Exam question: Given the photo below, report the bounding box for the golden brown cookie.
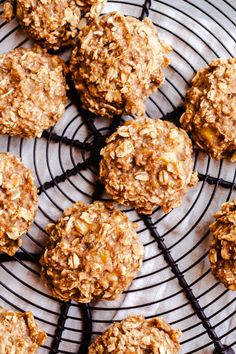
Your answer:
[3,0,106,50]
[0,46,67,138]
[0,153,38,256]
[100,117,198,214]
[209,199,236,290]
[70,11,171,118]
[88,315,181,353]
[40,201,144,303]
[0,306,46,353]
[180,58,236,161]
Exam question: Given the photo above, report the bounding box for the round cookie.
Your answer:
[209,199,236,290]
[0,153,38,256]
[0,306,46,353]
[100,117,198,214]
[0,46,67,138]
[40,201,144,303]
[69,11,171,118]
[180,58,236,161]
[88,315,181,353]
[3,0,106,50]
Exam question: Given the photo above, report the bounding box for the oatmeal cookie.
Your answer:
[0,153,38,256]
[180,58,236,161]
[88,315,181,353]
[3,0,106,50]
[100,118,198,214]
[209,199,236,290]
[40,201,144,303]
[0,46,67,138]
[70,11,171,118]
[0,306,46,353]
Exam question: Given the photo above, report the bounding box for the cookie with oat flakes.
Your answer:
[70,11,171,118]
[88,315,181,353]
[0,46,67,138]
[40,201,144,303]
[100,117,198,215]
[3,0,106,50]
[209,199,236,290]
[0,306,46,353]
[180,58,236,161]
[0,152,38,256]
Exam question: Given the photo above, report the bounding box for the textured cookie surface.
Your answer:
[100,117,198,214]
[3,0,106,49]
[209,199,236,290]
[70,11,171,118]
[0,153,38,256]
[40,201,144,303]
[0,47,67,137]
[88,315,181,353]
[0,306,46,353]
[180,58,236,161]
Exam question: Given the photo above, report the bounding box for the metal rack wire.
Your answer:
[0,0,236,353]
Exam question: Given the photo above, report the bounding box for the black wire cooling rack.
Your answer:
[0,0,236,353]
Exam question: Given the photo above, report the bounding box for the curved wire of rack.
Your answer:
[0,0,236,353]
